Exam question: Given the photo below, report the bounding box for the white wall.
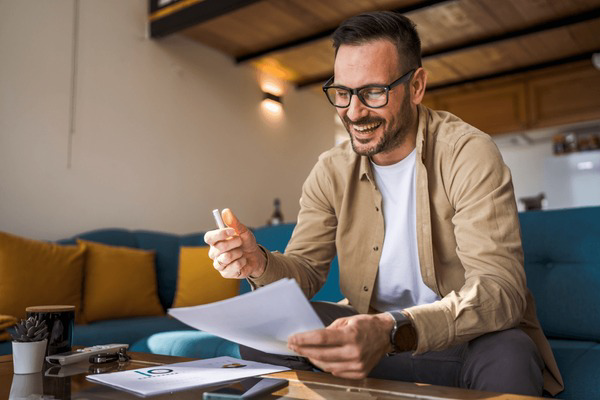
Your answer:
[0,0,337,240]
[492,123,600,211]
[493,137,551,211]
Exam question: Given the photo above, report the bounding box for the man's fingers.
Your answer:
[328,317,351,329]
[290,343,356,362]
[222,208,249,236]
[204,228,236,246]
[213,258,226,271]
[207,236,243,260]
[220,257,248,279]
[216,248,243,267]
[288,328,346,347]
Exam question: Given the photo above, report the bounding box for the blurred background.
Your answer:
[1,0,599,240]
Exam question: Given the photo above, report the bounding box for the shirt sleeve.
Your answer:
[248,156,338,299]
[405,132,528,353]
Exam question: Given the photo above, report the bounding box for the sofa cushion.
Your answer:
[520,207,600,341]
[549,339,600,400]
[78,240,164,323]
[134,230,206,310]
[0,340,11,355]
[73,316,191,347]
[253,224,296,254]
[253,224,343,302]
[172,246,239,308]
[130,330,241,359]
[0,231,85,321]
[58,228,138,248]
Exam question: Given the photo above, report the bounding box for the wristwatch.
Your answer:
[386,310,417,354]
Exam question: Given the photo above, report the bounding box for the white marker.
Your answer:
[212,209,226,229]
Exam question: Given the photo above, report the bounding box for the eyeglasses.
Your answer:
[322,69,416,109]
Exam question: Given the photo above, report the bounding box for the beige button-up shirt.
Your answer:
[250,104,563,395]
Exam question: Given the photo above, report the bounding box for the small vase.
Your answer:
[12,339,48,374]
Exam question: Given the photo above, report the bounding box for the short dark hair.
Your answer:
[331,11,422,71]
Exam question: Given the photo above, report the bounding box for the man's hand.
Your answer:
[203,208,266,279]
[287,313,395,379]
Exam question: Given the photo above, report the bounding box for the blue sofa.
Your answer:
[519,206,600,399]
[0,224,342,358]
[2,207,598,398]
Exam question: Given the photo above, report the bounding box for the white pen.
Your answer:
[212,208,226,229]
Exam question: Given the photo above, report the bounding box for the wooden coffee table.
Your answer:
[0,351,543,399]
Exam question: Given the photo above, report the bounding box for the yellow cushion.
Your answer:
[0,315,17,330]
[0,314,17,343]
[0,231,85,321]
[77,239,164,322]
[172,246,240,308]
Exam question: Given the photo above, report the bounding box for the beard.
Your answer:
[343,93,413,157]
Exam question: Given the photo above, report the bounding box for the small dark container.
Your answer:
[26,305,75,356]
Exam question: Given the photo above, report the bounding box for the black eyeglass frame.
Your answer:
[322,68,417,109]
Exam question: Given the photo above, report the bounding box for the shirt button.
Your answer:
[363,286,369,292]
[373,246,379,251]
[375,206,379,212]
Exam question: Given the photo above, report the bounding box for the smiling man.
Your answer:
[204,11,563,397]
[328,40,418,165]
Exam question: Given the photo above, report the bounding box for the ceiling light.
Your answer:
[262,92,283,114]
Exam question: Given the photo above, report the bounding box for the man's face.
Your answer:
[334,40,415,160]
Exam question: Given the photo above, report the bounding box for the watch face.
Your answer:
[394,321,416,353]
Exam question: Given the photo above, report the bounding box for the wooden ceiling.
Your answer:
[150,0,600,91]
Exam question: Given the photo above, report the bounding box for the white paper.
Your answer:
[168,278,325,355]
[85,356,289,397]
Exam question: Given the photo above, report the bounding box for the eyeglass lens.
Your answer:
[324,86,388,108]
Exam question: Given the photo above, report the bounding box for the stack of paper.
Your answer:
[168,278,325,355]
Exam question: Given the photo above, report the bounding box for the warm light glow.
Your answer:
[262,98,283,114]
[257,68,285,98]
[262,82,283,97]
[253,58,298,82]
[257,71,285,123]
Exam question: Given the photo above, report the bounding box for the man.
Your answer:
[204,11,563,396]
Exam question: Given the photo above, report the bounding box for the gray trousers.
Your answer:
[240,301,545,396]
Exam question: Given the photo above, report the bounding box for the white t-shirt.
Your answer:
[370,149,440,312]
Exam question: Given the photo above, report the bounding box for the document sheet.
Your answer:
[168,278,325,355]
[86,356,289,397]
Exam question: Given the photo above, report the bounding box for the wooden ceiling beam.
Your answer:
[149,0,261,38]
[296,9,600,88]
[234,0,454,63]
[422,7,600,60]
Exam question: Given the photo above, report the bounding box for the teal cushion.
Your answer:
[130,331,241,359]
[253,224,296,254]
[1,316,193,355]
[57,228,138,247]
[520,206,600,341]
[73,316,191,347]
[0,340,11,355]
[549,339,600,399]
[253,224,343,302]
[312,255,343,302]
